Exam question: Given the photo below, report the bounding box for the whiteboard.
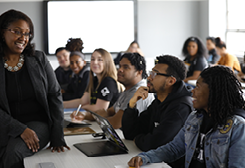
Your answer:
[46,0,136,54]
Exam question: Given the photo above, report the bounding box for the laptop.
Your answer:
[73,110,128,157]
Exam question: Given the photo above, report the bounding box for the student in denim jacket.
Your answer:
[128,66,245,168]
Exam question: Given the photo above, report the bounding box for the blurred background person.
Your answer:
[54,47,72,93]
[206,36,220,65]
[215,37,241,73]
[182,36,208,83]
[65,37,84,53]
[114,40,144,67]
[62,51,90,101]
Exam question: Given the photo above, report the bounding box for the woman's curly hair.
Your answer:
[200,66,245,125]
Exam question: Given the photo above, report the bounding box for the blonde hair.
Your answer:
[88,48,124,101]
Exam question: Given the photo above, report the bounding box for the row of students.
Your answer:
[1,8,245,168]
[183,36,241,84]
[71,53,155,129]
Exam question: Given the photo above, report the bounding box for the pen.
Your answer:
[75,104,82,116]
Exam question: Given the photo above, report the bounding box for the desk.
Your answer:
[24,121,145,168]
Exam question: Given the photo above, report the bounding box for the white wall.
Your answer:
[0,0,209,71]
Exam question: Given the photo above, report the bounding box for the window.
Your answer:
[226,0,245,56]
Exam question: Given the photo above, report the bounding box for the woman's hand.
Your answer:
[128,156,143,168]
[70,111,85,121]
[20,128,40,152]
[47,145,70,153]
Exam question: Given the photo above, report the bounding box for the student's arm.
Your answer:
[82,98,110,121]
[184,57,207,83]
[122,105,152,140]
[107,109,124,129]
[228,121,245,167]
[95,106,115,118]
[63,92,90,108]
[134,103,191,152]
[184,70,201,83]
[134,125,187,167]
[222,54,234,68]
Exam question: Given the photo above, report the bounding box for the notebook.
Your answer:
[64,108,91,126]
[73,110,128,157]
[64,127,96,136]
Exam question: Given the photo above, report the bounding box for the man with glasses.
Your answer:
[72,53,154,129]
[122,55,193,168]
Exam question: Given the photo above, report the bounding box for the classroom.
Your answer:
[0,0,244,168]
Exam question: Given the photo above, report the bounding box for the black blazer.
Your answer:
[0,50,66,149]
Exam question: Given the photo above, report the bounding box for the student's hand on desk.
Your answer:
[70,111,85,121]
[128,156,143,168]
[21,128,40,153]
[129,86,149,108]
[47,145,70,153]
[95,109,108,117]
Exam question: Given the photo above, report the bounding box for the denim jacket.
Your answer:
[138,110,245,168]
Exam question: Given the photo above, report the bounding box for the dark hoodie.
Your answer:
[122,81,193,167]
[62,64,90,100]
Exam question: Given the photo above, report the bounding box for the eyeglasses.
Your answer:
[5,28,32,39]
[149,70,173,79]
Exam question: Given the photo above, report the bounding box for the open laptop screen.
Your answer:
[88,110,128,152]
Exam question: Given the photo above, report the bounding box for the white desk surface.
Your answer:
[24,121,151,168]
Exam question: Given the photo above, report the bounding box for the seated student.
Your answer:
[183,37,208,83]
[215,37,241,72]
[64,48,123,117]
[114,41,144,67]
[128,66,245,168]
[122,55,193,168]
[62,51,90,101]
[71,53,155,129]
[54,47,72,92]
[206,36,220,65]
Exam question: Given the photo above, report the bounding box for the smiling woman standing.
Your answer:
[0,9,70,168]
[128,66,245,168]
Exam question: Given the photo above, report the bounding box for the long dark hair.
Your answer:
[200,66,245,125]
[0,9,35,56]
[215,37,226,49]
[182,36,207,58]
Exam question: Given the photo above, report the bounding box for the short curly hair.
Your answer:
[120,53,147,79]
[156,55,187,81]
